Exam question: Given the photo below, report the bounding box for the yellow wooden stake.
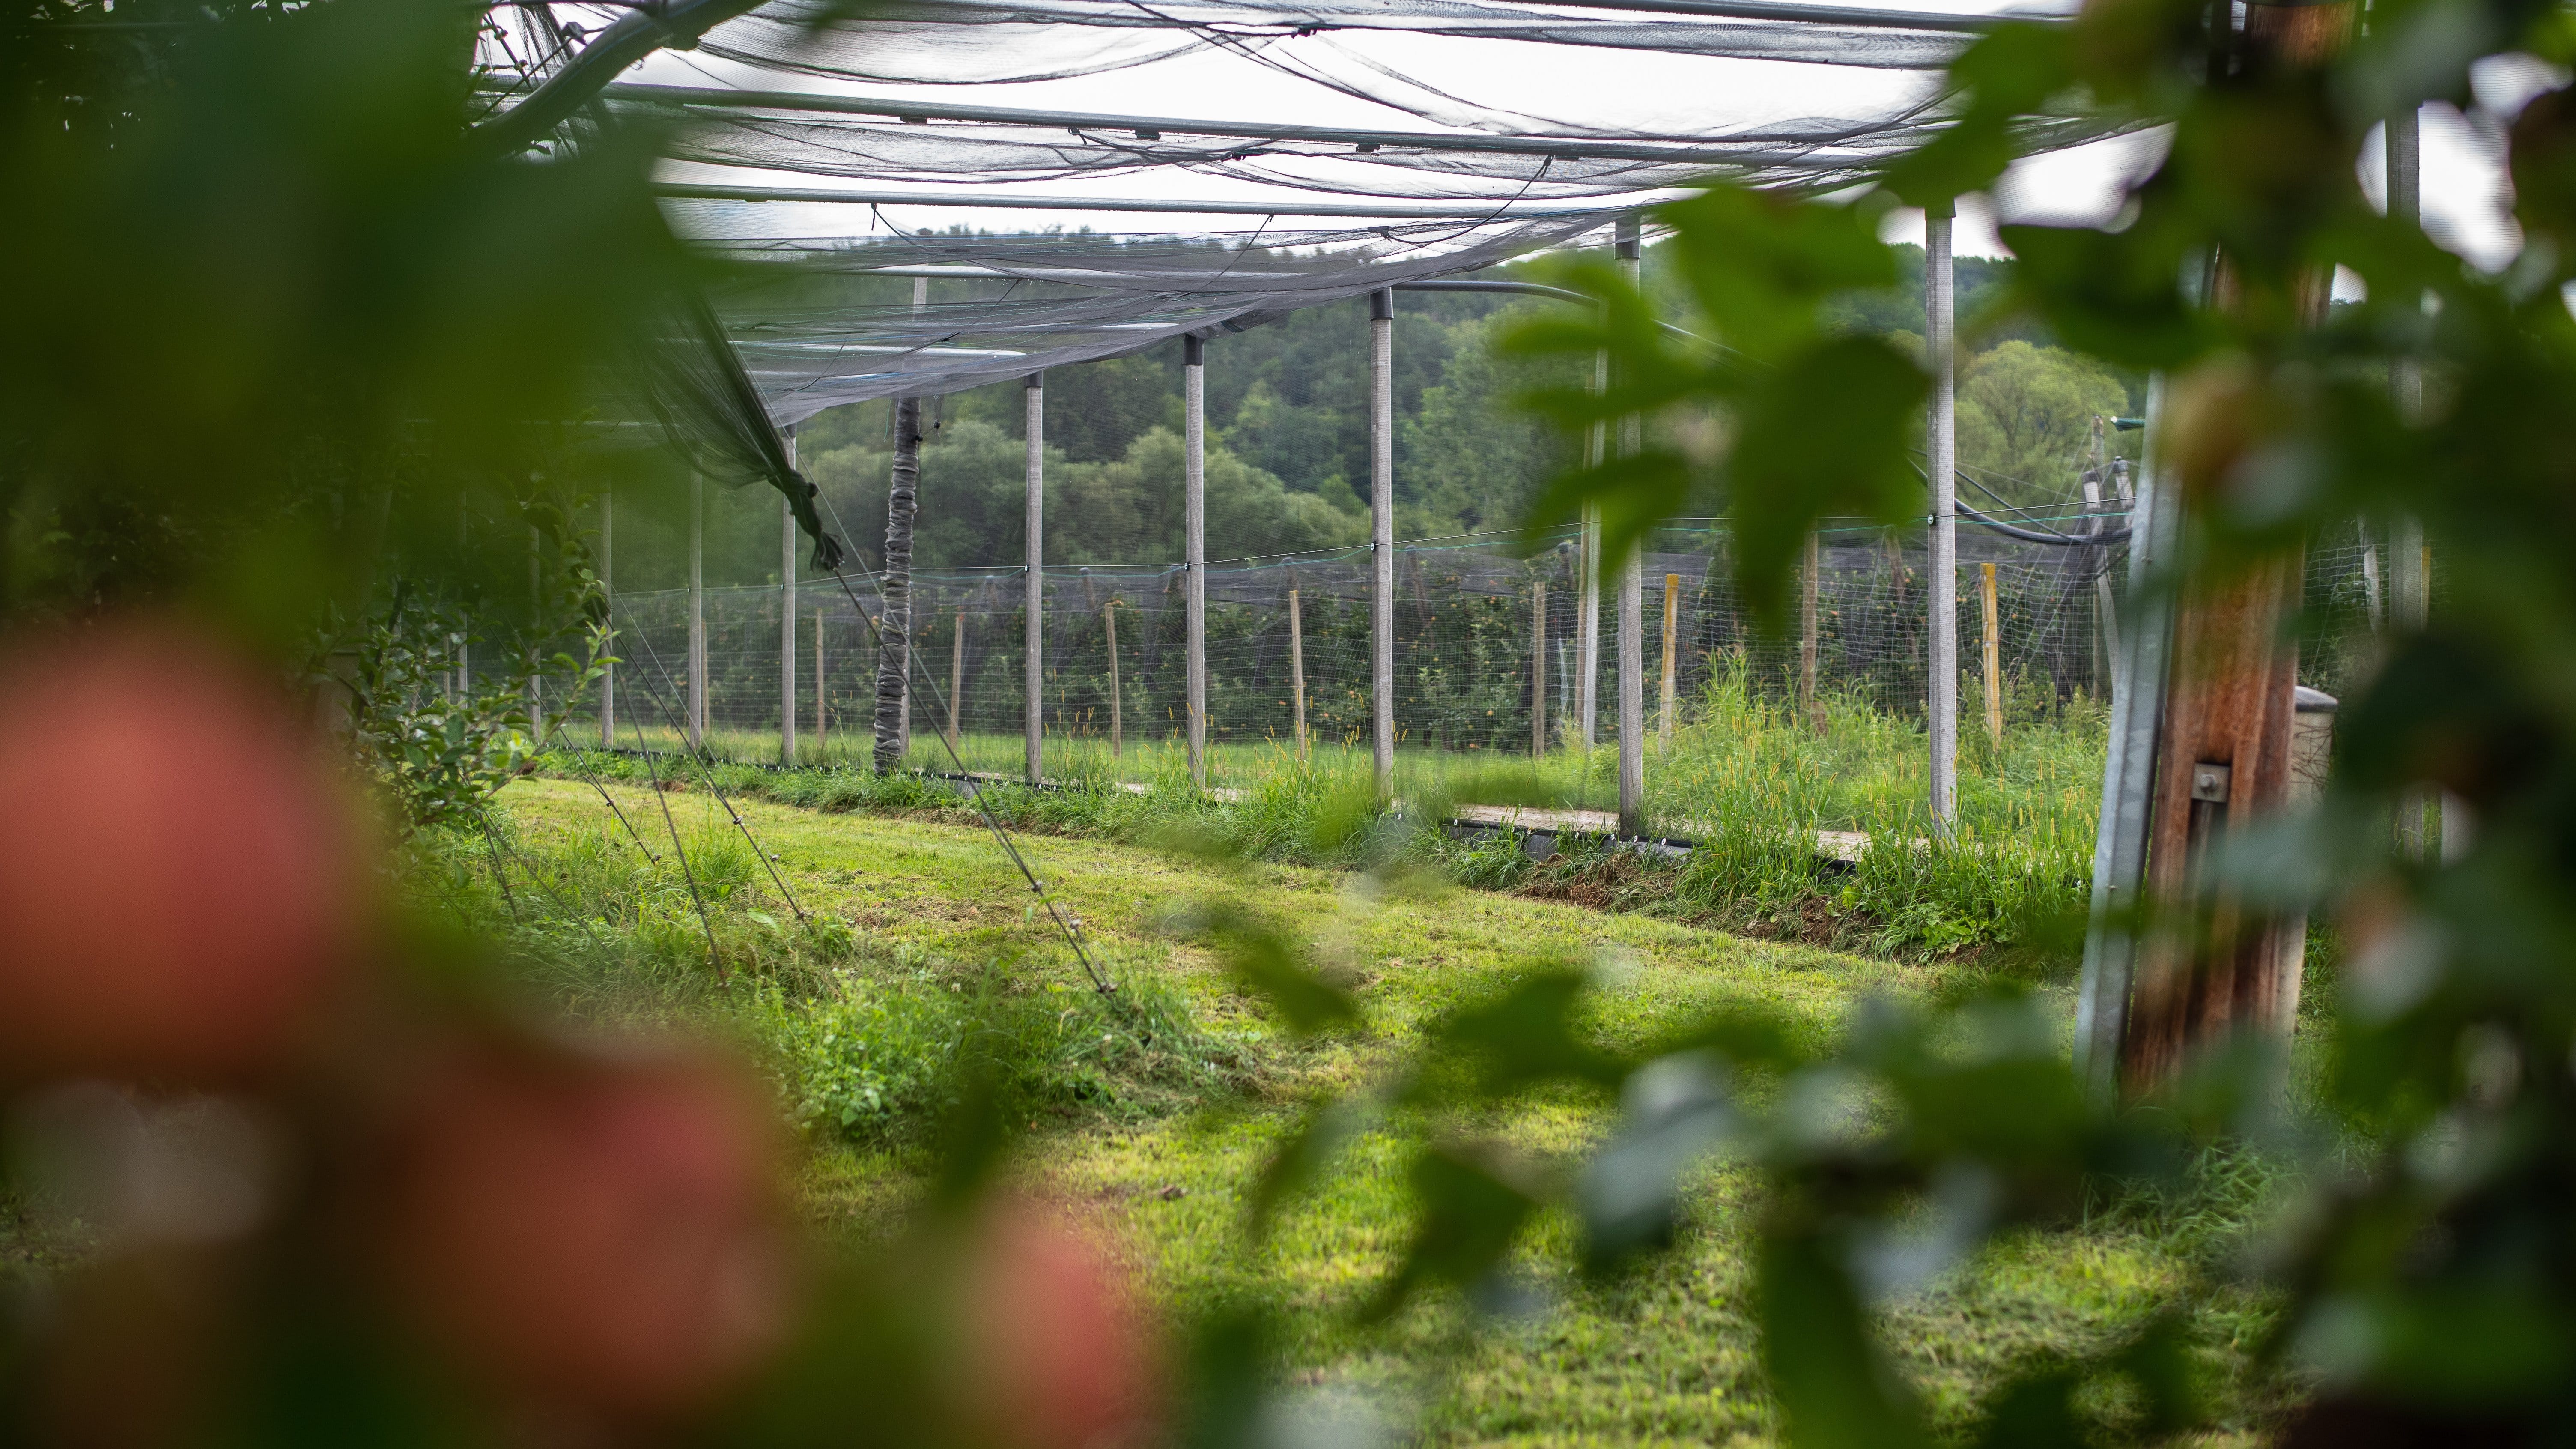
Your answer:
[948,611,966,750]
[1288,587,1308,762]
[1530,581,1548,757]
[1105,598,1122,759]
[1980,560,2002,746]
[1658,572,1680,750]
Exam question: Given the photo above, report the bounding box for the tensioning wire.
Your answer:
[804,491,1112,995]
[614,619,813,925]
[620,702,726,974]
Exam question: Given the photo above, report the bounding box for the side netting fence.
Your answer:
[551,517,2387,767]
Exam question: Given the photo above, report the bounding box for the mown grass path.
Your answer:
[498,777,2270,1448]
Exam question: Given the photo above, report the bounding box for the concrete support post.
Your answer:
[1615,217,1645,835]
[781,424,798,766]
[2387,102,2436,857]
[1371,290,1396,796]
[1184,334,1208,789]
[1926,202,1959,835]
[1025,372,1046,784]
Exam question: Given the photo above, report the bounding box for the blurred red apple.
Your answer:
[957,1205,1161,1449]
[0,625,359,1083]
[373,1043,791,1423]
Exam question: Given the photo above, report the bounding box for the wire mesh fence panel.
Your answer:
[517,517,2386,770]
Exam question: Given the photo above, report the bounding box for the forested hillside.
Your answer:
[602,242,2142,592]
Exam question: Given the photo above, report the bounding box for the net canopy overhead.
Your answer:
[707,212,1620,422]
[479,0,2120,466]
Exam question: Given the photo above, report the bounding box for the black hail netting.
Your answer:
[524,520,2390,764]
[616,87,2133,202]
[664,0,2120,159]
[702,218,1622,421]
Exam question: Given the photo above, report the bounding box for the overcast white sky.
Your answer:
[584,4,2560,272]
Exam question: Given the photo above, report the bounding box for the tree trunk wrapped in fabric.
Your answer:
[875,397,922,773]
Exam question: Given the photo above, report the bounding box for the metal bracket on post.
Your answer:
[2074,373,2181,1101]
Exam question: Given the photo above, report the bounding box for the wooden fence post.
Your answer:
[1288,587,1307,762]
[1105,598,1122,760]
[1532,582,1548,757]
[2117,0,2350,1093]
[1981,561,2002,746]
[948,610,966,752]
[1799,531,1819,727]
[1659,571,1680,751]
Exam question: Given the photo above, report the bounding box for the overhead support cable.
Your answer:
[654,181,1645,219]
[1366,0,2068,30]
[603,82,1873,168]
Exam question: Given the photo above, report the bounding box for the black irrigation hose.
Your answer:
[1912,463,2134,547]
[818,561,1115,997]
[615,621,812,926]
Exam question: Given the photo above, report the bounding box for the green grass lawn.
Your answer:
[478,776,2284,1447]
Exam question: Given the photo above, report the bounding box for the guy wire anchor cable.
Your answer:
[805,490,1114,996]
[823,557,1116,997]
[620,705,724,974]
[619,620,813,926]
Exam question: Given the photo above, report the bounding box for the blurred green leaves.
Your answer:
[1,0,700,640]
[1501,184,1922,627]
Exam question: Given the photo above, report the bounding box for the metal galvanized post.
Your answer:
[1025,372,1045,784]
[1371,290,1396,796]
[1184,333,1208,788]
[1926,200,1959,836]
[689,470,707,748]
[814,609,826,758]
[599,490,614,748]
[1288,587,1308,762]
[1615,217,1645,835]
[781,424,798,767]
[1531,582,1548,757]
